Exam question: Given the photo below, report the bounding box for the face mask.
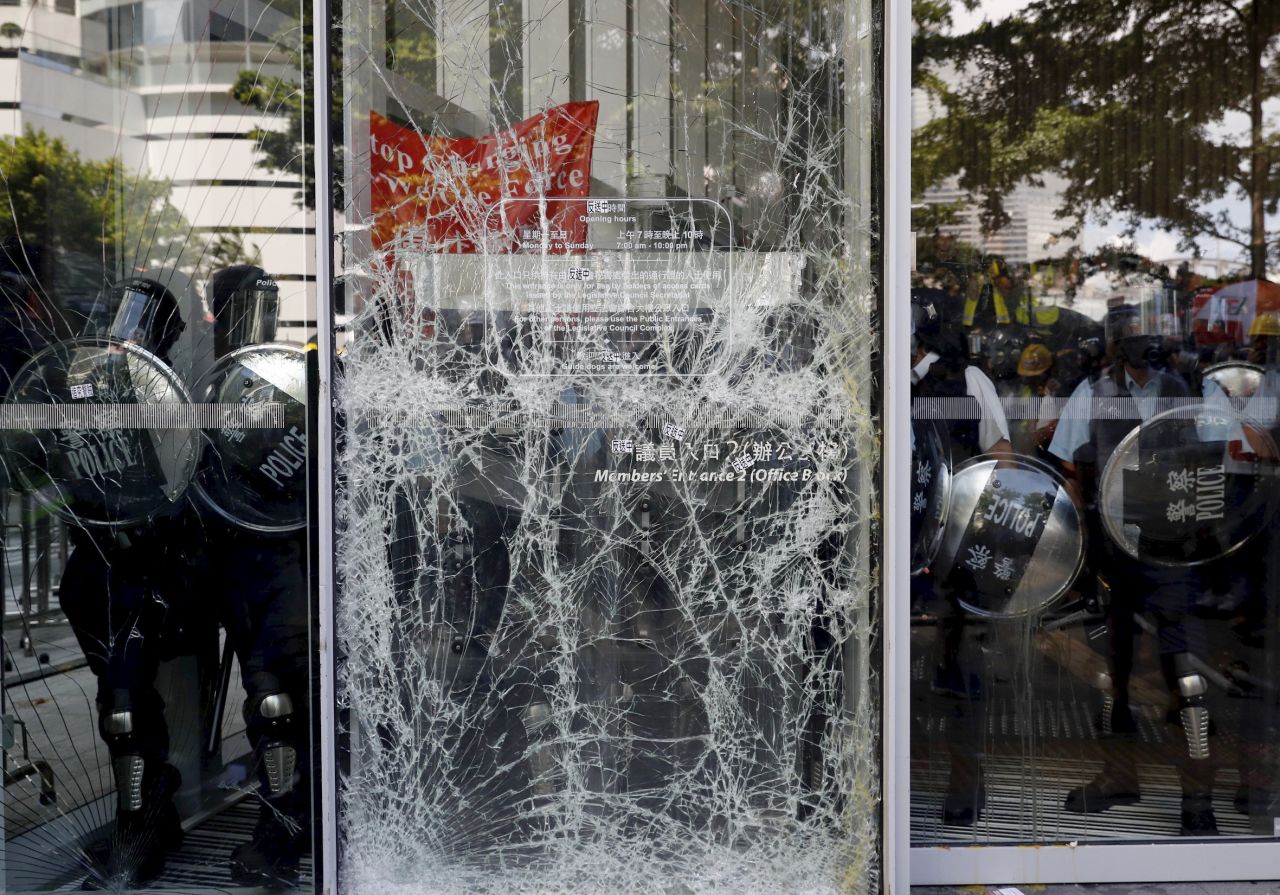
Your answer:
[1118,336,1152,369]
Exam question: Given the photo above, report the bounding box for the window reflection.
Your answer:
[912,0,1280,844]
[0,0,315,885]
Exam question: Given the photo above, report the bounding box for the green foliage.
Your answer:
[913,0,1280,277]
[231,66,314,208]
[0,129,255,282]
[231,3,344,211]
[0,128,183,268]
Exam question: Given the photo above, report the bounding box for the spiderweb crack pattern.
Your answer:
[334,0,880,889]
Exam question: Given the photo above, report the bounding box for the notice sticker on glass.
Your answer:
[485,197,735,377]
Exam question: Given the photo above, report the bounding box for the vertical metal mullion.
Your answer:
[311,0,338,881]
[882,0,910,890]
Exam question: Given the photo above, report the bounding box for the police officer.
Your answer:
[1242,311,1280,458]
[199,266,312,887]
[912,289,1012,824]
[1230,312,1280,827]
[912,291,1013,464]
[53,277,199,887]
[1048,298,1229,834]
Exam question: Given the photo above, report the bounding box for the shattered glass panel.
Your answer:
[0,0,318,887]
[332,0,883,890]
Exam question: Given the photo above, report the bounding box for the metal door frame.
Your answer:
[313,0,909,891]
[883,0,912,890]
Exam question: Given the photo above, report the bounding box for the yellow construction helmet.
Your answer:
[1249,311,1280,337]
[1017,342,1053,377]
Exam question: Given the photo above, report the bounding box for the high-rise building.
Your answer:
[918,173,1079,265]
[0,0,314,340]
[912,77,1079,265]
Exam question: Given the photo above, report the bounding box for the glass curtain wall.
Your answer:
[0,0,318,887]
[910,0,1280,848]
[328,0,884,890]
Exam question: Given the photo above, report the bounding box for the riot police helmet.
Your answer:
[911,288,967,369]
[208,265,280,356]
[107,277,185,362]
[1104,289,1180,371]
[911,288,945,346]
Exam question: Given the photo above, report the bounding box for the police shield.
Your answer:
[1098,403,1277,566]
[1203,361,1263,399]
[934,455,1084,617]
[1,338,197,527]
[192,343,307,532]
[911,417,950,575]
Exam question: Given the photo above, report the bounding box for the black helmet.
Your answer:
[911,288,945,344]
[107,277,185,361]
[208,265,280,356]
[912,288,967,372]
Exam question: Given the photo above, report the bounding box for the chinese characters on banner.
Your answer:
[368,101,600,253]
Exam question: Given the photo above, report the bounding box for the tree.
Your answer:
[231,2,343,210]
[0,23,23,47]
[914,0,1280,278]
[0,129,252,290]
[0,128,193,268]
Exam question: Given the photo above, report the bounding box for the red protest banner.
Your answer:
[369,101,599,253]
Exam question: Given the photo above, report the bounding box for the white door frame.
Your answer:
[308,0,1280,889]
[882,0,912,890]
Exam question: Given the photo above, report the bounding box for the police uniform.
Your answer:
[1048,365,1232,832]
[199,267,312,887]
[912,348,1010,825]
[911,352,1010,455]
[50,278,205,888]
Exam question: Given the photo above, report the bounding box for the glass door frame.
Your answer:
[309,0,1280,885]
[310,0,905,893]
[886,0,1280,883]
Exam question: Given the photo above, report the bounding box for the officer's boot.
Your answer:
[942,751,985,826]
[230,692,310,889]
[1064,754,1141,813]
[84,693,184,890]
[1171,656,1218,835]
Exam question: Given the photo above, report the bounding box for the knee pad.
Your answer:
[249,692,297,797]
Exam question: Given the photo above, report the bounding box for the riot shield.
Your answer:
[2,338,197,527]
[1203,361,1263,399]
[911,417,951,576]
[933,454,1085,618]
[1098,403,1278,566]
[191,343,308,533]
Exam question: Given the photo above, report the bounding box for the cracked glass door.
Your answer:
[327,0,885,889]
[910,0,1280,857]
